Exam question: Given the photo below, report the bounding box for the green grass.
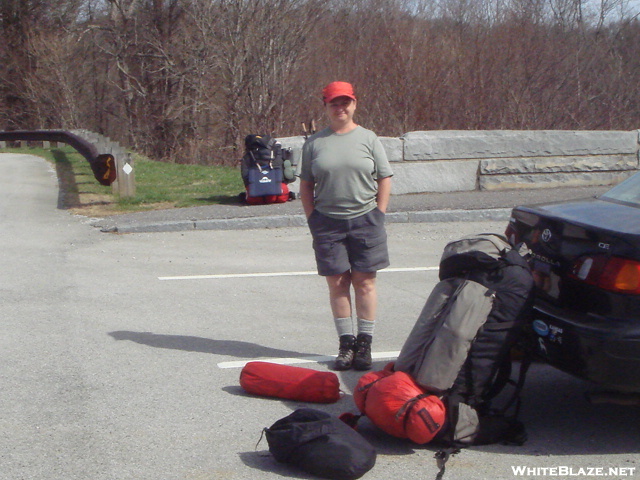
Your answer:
[126,156,243,208]
[0,145,245,212]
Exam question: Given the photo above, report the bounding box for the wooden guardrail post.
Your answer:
[110,142,135,198]
[70,129,135,198]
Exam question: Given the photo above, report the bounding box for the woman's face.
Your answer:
[325,96,356,127]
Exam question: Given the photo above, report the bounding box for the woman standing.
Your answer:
[299,81,393,371]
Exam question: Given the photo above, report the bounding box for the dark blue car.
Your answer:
[506,173,640,394]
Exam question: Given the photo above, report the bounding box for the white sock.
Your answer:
[334,317,354,337]
[357,318,375,337]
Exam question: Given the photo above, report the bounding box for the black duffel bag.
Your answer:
[264,408,376,480]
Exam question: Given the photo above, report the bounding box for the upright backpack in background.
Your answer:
[395,233,535,447]
[240,134,295,205]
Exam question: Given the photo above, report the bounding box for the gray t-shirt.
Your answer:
[300,126,393,219]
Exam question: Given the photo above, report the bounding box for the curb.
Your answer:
[102,207,513,234]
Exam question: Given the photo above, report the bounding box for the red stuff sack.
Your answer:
[353,362,395,413]
[355,366,446,444]
[240,361,341,403]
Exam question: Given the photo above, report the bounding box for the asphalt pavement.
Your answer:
[92,185,610,233]
[4,153,639,480]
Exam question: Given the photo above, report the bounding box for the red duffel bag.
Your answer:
[354,363,446,444]
[240,361,341,403]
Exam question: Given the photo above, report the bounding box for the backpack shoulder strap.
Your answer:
[492,344,534,419]
[434,447,460,480]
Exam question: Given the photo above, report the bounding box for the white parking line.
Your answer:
[159,267,429,369]
[159,266,438,281]
[217,351,401,369]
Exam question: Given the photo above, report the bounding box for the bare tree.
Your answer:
[1,0,639,163]
[192,0,323,158]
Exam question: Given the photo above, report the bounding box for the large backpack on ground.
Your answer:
[240,134,295,205]
[395,233,535,447]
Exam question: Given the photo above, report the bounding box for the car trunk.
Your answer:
[508,199,640,318]
[506,197,640,392]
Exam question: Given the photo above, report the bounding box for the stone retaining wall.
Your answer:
[280,130,640,195]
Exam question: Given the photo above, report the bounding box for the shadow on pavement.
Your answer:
[238,361,640,465]
[511,362,640,456]
[53,150,80,209]
[108,330,319,359]
[238,450,317,480]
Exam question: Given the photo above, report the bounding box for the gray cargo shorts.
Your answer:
[307,207,390,277]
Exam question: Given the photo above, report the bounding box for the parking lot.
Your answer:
[2,154,639,480]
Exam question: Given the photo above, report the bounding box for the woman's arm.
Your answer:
[376,176,392,213]
[299,179,315,219]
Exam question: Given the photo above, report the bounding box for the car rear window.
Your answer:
[600,172,640,207]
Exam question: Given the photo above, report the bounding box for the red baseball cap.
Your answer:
[322,81,356,103]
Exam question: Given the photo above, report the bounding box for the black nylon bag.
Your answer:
[265,408,376,480]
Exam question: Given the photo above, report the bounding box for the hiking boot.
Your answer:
[334,335,356,371]
[353,334,373,371]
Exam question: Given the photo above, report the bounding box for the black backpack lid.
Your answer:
[245,134,273,151]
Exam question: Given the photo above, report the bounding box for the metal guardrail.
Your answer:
[0,129,117,187]
[0,129,136,197]
[70,129,135,196]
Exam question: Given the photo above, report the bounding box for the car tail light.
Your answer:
[505,219,520,245]
[571,255,640,294]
